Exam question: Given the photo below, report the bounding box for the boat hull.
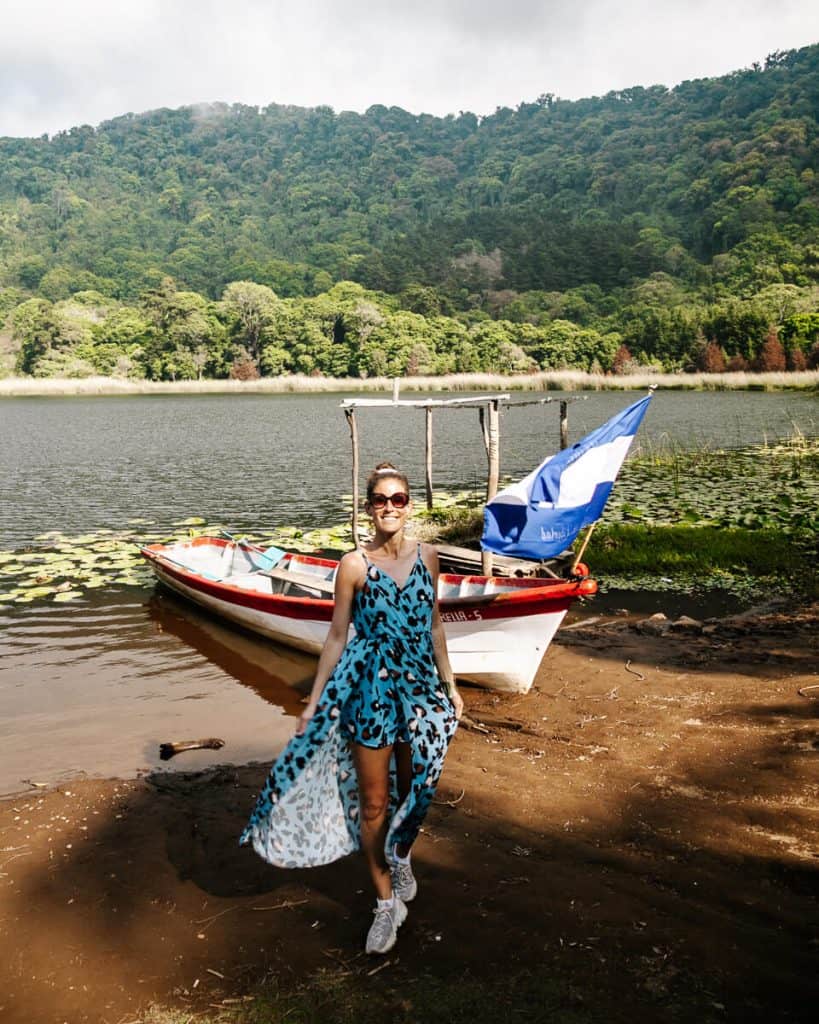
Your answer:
[141,538,596,694]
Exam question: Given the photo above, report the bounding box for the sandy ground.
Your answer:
[1,602,817,1023]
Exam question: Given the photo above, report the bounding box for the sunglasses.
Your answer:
[369,491,410,509]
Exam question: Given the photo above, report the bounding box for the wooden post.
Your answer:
[486,399,500,499]
[345,408,361,549]
[481,399,500,576]
[559,400,569,450]
[392,377,400,403]
[425,405,433,511]
[478,406,489,455]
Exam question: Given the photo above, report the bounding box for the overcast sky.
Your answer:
[2,0,818,138]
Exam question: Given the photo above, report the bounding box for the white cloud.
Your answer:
[1,0,817,136]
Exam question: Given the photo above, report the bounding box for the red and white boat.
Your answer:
[140,537,597,694]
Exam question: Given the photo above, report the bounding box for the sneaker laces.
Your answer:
[368,905,395,945]
[392,861,414,889]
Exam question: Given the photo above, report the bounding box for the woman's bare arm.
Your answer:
[422,544,464,720]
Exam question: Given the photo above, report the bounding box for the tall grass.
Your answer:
[1,369,817,397]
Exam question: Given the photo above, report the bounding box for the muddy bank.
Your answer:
[0,603,817,1023]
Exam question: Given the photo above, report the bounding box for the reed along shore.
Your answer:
[1,369,818,397]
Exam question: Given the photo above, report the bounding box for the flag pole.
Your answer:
[570,522,597,574]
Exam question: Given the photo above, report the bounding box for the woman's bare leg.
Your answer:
[352,742,394,899]
[393,741,413,860]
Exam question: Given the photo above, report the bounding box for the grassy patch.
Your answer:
[143,967,597,1024]
[588,524,801,577]
[416,506,485,546]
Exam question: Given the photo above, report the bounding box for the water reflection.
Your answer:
[146,589,315,714]
[0,586,309,796]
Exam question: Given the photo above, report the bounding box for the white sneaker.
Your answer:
[365,897,408,955]
[390,858,418,902]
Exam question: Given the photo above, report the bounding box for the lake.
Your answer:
[1,389,816,796]
[2,389,815,548]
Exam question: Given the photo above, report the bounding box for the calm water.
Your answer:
[0,585,313,796]
[1,389,816,795]
[1,390,816,548]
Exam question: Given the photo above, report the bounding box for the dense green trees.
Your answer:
[9,273,816,381]
[1,45,818,378]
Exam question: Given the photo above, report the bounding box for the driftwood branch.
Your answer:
[433,788,465,808]
[459,713,490,734]
[159,738,225,760]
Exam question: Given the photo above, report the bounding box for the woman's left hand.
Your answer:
[450,687,464,720]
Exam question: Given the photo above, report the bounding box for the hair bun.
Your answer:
[365,462,409,501]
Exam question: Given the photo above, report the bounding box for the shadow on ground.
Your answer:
[2,605,817,1024]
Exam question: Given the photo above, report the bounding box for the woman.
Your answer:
[241,463,463,955]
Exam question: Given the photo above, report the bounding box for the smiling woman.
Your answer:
[240,460,464,956]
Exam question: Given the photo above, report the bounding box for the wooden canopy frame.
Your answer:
[340,391,508,573]
[340,382,587,574]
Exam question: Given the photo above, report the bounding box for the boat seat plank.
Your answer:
[262,566,336,595]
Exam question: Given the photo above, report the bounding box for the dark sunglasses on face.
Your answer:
[370,491,410,509]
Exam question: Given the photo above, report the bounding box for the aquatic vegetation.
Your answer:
[606,435,819,536]
[3,369,819,399]
[0,526,158,606]
[583,436,817,598]
[419,434,818,599]
[0,517,355,608]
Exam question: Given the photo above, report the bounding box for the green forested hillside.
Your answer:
[1,45,818,379]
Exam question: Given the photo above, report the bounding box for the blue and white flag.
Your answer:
[482,394,652,561]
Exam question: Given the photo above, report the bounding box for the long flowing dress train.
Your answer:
[240,549,458,867]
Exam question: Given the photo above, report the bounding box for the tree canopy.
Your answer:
[1,44,818,378]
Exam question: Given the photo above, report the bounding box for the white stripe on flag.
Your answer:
[542,434,634,509]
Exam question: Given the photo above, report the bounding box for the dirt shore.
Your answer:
[1,603,817,1023]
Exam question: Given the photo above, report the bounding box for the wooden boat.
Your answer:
[140,537,597,694]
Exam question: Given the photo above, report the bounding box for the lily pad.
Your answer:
[18,577,53,589]
[22,586,59,599]
[53,591,83,602]
[39,561,76,575]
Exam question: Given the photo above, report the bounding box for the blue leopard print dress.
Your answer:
[240,546,458,868]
